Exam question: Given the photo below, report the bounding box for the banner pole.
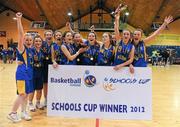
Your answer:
[96,118,99,127]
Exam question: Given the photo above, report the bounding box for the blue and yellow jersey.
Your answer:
[32,47,44,78]
[32,47,44,68]
[97,44,114,66]
[42,41,53,63]
[81,41,100,65]
[8,49,14,56]
[133,41,147,67]
[113,40,133,65]
[2,49,8,56]
[74,39,88,65]
[61,43,77,65]
[52,42,64,64]
[16,46,33,80]
[73,43,82,65]
[73,43,80,52]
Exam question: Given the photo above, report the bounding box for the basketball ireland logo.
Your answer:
[83,70,96,87]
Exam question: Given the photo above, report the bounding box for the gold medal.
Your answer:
[36,64,40,67]
[46,56,49,60]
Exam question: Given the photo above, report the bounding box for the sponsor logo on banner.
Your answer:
[102,77,151,91]
[83,70,97,87]
[103,78,116,91]
[50,77,82,86]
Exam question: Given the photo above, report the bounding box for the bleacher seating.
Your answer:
[146,45,180,64]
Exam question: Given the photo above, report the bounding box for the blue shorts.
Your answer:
[33,77,43,90]
[16,80,34,95]
[26,79,34,94]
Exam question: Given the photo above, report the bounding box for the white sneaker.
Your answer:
[29,103,36,112]
[36,102,44,110]
[21,111,32,121]
[7,112,21,123]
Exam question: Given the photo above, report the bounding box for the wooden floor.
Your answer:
[0,62,180,127]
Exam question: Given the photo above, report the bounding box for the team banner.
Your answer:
[47,65,152,120]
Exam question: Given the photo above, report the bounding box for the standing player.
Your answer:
[72,32,85,65]
[66,23,101,65]
[2,48,8,64]
[61,31,85,65]
[113,4,135,70]
[80,32,100,65]
[8,47,14,64]
[51,30,63,68]
[42,30,53,107]
[131,16,173,67]
[97,32,114,66]
[28,35,44,111]
[7,12,33,122]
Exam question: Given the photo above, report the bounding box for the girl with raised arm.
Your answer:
[132,16,173,67]
[8,12,33,122]
[113,4,135,70]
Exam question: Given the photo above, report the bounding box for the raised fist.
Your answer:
[16,12,22,18]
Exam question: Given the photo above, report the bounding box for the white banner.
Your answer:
[47,65,152,120]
